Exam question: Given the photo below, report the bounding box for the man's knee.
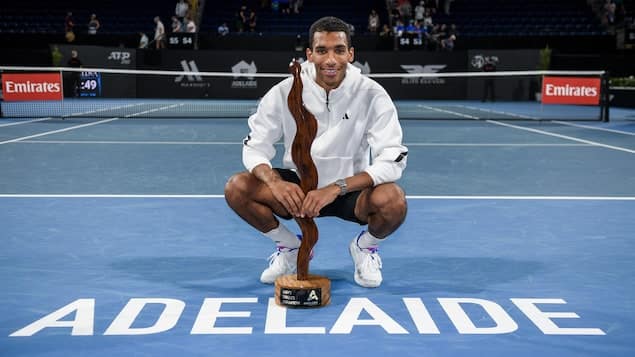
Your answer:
[224,172,252,204]
[368,183,407,219]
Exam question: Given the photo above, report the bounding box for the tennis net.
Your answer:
[0,66,609,121]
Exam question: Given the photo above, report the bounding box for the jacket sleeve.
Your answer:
[363,91,408,185]
[242,85,285,172]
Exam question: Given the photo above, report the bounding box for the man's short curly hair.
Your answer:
[308,16,352,49]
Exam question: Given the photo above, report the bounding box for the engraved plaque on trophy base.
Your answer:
[275,274,331,308]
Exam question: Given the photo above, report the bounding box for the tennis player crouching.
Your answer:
[224,16,408,288]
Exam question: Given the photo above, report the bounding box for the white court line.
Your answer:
[0,118,121,145]
[463,106,635,137]
[0,103,182,145]
[552,121,635,136]
[125,103,183,117]
[485,120,635,154]
[407,195,635,200]
[458,105,538,120]
[66,102,147,117]
[419,105,480,119]
[0,117,53,128]
[0,103,146,126]
[446,105,635,149]
[0,194,224,198]
[0,194,634,200]
[403,143,589,147]
[15,140,590,147]
[18,140,243,145]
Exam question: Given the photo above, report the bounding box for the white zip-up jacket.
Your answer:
[243,61,408,189]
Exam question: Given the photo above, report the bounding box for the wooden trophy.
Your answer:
[274,59,331,308]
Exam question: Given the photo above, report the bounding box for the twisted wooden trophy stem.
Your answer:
[287,60,318,281]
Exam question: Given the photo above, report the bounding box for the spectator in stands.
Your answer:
[441,34,455,51]
[64,12,74,33]
[218,22,229,36]
[64,12,75,42]
[240,5,249,30]
[138,32,149,48]
[422,9,433,28]
[172,16,183,32]
[414,1,426,23]
[604,0,616,25]
[348,22,356,36]
[234,12,244,33]
[175,0,189,22]
[393,19,406,37]
[379,24,393,37]
[278,0,291,14]
[368,9,380,33]
[185,16,197,33]
[66,50,82,97]
[292,0,303,14]
[398,0,413,22]
[87,14,100,35]
[390,6,402,24]
[427,23,442,50]
[248,9,257,32]
[443,0,453,15]
[51,46,63,66]
[482,56,497,102]
[154,16,166,49]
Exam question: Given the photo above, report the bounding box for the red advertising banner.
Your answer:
[541,76,601,105]
[2,73,63,101]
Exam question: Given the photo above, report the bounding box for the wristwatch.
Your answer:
[335,179,348,196]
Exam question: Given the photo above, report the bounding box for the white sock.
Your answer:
[263,223,300,249]
[356,230,383,249]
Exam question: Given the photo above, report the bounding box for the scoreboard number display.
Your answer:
[79,71,102,97]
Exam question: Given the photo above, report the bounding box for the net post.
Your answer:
[0,68,3,118]
[601,71,610,122]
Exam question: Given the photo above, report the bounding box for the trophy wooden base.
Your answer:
[274,274,331,308]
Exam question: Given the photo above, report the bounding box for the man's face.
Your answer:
[306,31,354,92]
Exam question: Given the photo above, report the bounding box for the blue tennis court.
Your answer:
[1,101,634,356]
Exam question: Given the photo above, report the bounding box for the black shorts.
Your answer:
[275,168,365,225]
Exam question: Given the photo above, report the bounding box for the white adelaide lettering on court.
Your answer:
[231,60,258,89]
[9,297,605,336]
[400,64,447,85]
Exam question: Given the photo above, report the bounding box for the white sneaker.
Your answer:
[260,246,298,284]
[349,231,383,288]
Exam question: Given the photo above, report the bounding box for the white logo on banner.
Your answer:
[107,51,132,65]
[400,64,447,85]
[175,60,209,88]
[471,55,499,69]
[231,60,258,89]
[352,61,371,74]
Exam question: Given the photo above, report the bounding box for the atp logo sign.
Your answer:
[231,60,258,89]
[400,64,447,85]
[107,51,132,65]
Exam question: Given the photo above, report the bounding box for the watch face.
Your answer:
[336,179,347,195]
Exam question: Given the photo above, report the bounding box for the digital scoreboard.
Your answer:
[79,71,102,97]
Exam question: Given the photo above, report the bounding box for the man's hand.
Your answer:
[268,179,305,217]
[252,164,306,217]
[301,184,340,218]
